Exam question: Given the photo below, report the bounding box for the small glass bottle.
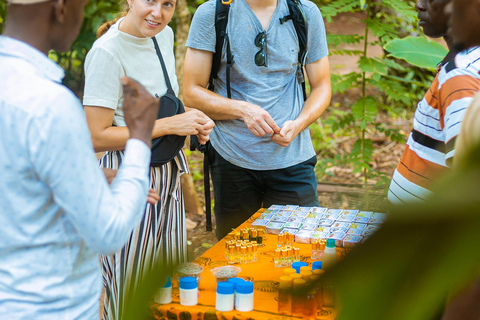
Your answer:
[287,247,294,267]
[294,247,300,262]
[235,243,242,263]
[281,248,288,268]
[257,229,264,245]
[246,244,253,264]
[311,241,317,260]
[320,240,327,259]
[227,246,236,265]
[250,229,258,242]
[252,243,258,262]
[278,276,293,315]
[274,249,282,267]
[277,233,284,248]
[240,246,247,264]
[302,287,317,320]
[291,278,306,317]
[310,274,323,312]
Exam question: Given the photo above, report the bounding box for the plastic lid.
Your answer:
[217,282,234,295]
[313,269,325,276]
[227,277,245,289]
[300,266,312,272]
[290,273,302,280]
[326,239,336,248]
[179,277,197,290]
[293,278,306,289]
[312,261,323,270]
[292,261,308,273]
[236,281,254,294]
[162,276,172,288]
[283,268,296,275]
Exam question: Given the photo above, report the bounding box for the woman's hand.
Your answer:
[147,188,160,205]
[153,109,215,138]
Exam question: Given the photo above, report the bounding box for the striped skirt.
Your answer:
[99,150,188,320]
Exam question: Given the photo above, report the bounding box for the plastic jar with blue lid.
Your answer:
[216,282,235,311]
[179,277,198,306]
[235,281,254,312]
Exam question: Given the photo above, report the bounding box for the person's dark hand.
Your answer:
[121,77,159,148]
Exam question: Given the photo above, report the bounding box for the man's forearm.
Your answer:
[184,85,247,121]
[294,83,332,132]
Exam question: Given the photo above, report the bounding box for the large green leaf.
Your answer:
[385,36,448,70]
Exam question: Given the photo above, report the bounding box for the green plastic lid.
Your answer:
[326,239,336,248]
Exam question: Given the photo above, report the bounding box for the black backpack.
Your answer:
[209,0,309,100]
[191,0,309,232]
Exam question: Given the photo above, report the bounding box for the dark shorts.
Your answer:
[207,144,319,239]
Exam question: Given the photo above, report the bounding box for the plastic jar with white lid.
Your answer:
[235,281,254,312]
[179,277,198,306]
[216,282,235,311]
[154,276,172,304]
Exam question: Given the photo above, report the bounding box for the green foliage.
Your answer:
[0,1,6,34]
[385,36,449,70]
[320,145,480,320]
[315,0,439,198]
[49,1,124,98]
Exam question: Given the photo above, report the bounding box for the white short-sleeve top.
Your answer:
[83,18,179,127]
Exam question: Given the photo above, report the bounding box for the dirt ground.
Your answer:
[184,12,412,262]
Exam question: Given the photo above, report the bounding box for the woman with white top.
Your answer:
[83,1,214,319]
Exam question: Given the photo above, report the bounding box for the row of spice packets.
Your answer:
[251,205,387,248]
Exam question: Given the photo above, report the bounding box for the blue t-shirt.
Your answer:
[186,0,329,170]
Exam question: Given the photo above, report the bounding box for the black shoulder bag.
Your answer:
[150,37,186,167]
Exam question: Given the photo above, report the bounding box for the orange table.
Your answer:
[152,210,345,320]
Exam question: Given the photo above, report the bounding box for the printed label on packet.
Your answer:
[346,228,363,236]
[310,231,330,241]
[318,218,335,226]
[309,207,329,214]
[300,223,318,231]
[349,222,367,230]
[325,209,343,220]
[332,221,350,229]
[283,221,303,230]
[369,212,387,224]
[266,222,285,235]
[267,205,285,211]
[295,230,314,244]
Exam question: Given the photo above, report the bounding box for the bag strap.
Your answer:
[152,37,176,96]
[280,0,308,101]
[209,0,232,99]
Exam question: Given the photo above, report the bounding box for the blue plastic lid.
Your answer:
[162,276,172,288]
[227,277,245,289]
[326,239,336,248]
[292,261,308,273]
[236,281,254,294]
[179,277,197,290]
[217,282,234,295]
[312,261,323,271]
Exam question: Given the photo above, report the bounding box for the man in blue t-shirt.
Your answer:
[183,0,331,239]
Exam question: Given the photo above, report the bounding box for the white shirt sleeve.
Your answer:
[30,89,150,255]
[83,47,124,109]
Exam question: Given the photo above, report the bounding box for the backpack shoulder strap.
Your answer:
[209,0,231,93]
[282,0,308,100]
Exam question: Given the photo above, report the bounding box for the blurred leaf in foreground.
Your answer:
[322,144,480,320]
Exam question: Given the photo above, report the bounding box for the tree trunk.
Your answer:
[176,0,204,216]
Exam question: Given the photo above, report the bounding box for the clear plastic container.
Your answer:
[211,265,241,282]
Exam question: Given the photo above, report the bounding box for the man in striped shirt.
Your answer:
[388,0,480,204]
